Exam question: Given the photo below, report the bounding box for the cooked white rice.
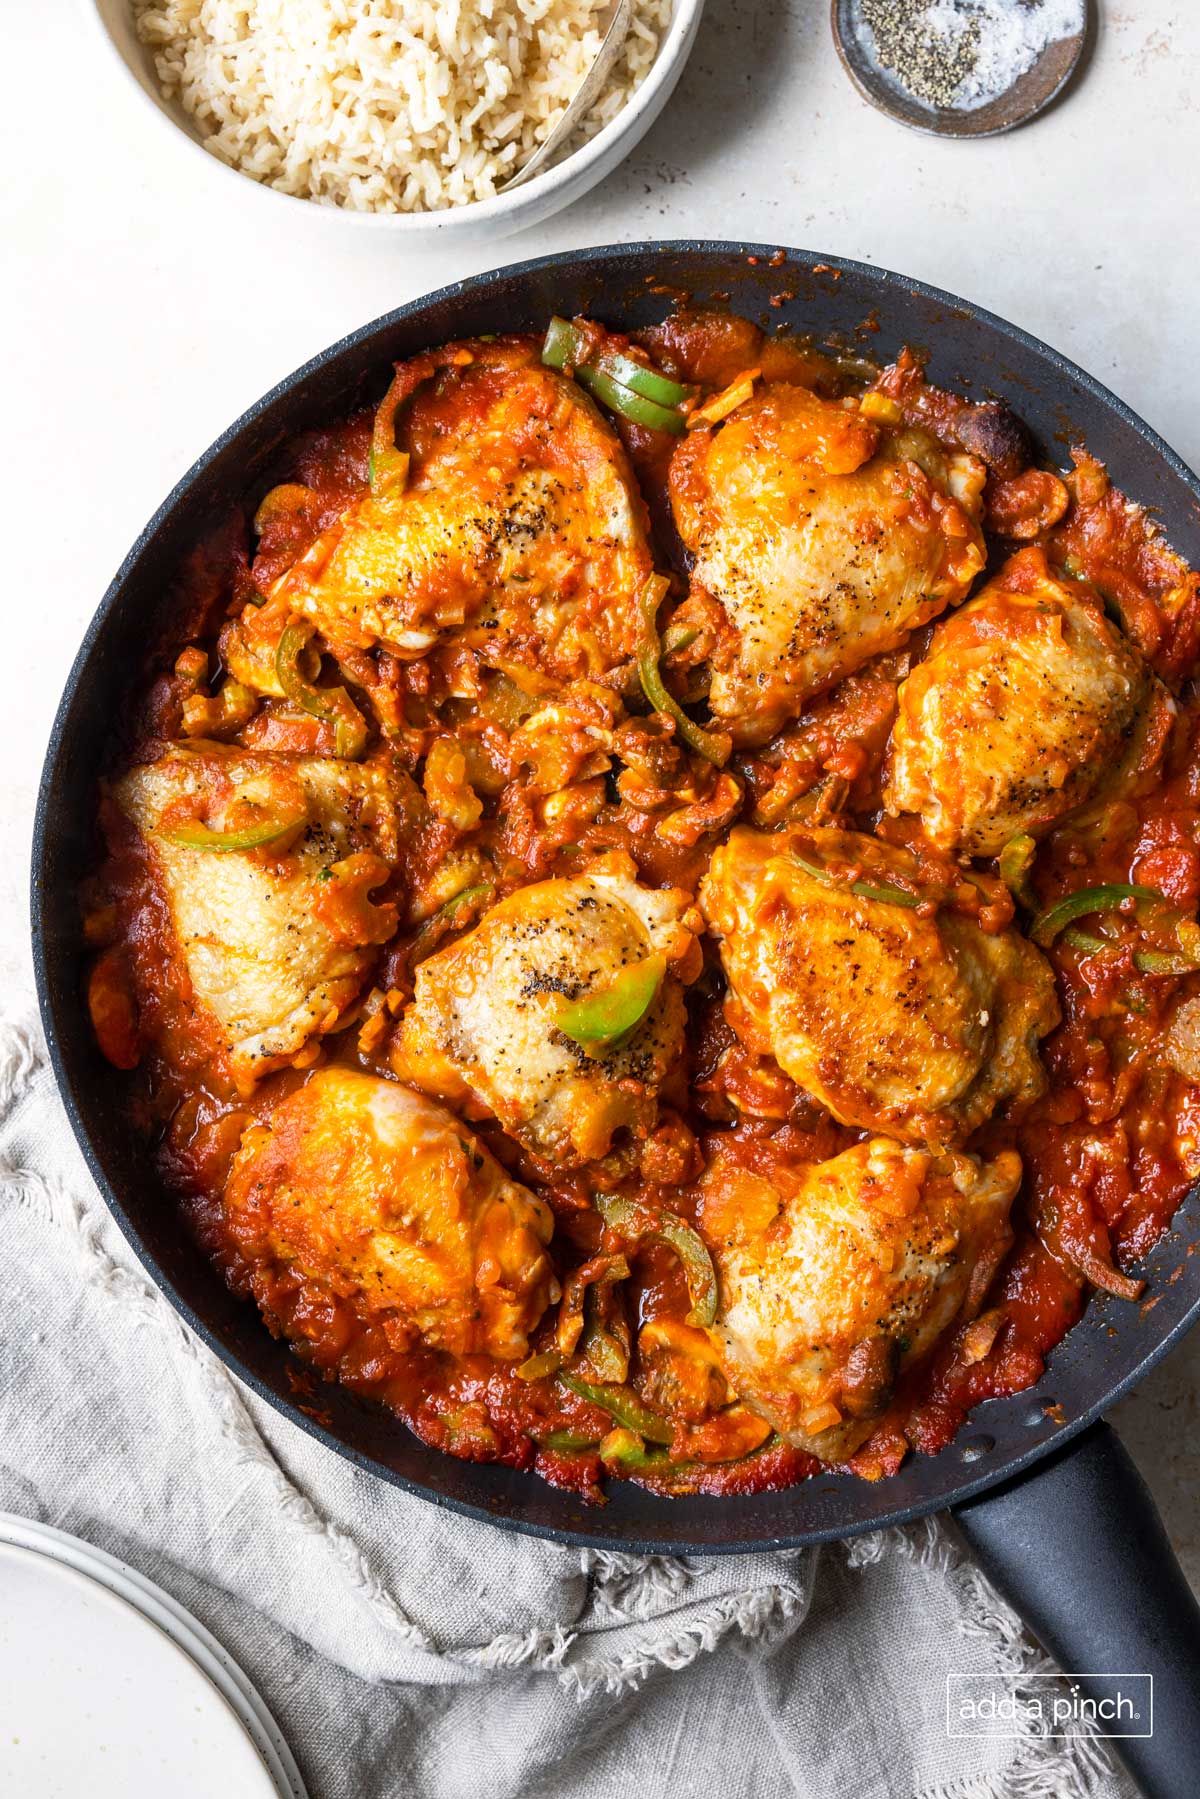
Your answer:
[132,0,671,213]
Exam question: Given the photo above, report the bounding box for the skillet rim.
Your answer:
[31,239,1200,1553]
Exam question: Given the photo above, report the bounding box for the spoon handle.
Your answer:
[501,0,636,192]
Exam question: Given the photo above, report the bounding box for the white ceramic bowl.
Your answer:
[85,0,706,242]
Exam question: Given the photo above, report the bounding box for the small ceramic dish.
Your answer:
[84,0,705,241]
[831,0,1089,139]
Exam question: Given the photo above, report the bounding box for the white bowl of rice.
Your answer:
[87,0,704,239]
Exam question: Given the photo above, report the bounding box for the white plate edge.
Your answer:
[0,1513,309,1799]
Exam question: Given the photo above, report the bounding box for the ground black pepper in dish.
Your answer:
[859,0,1081,115]
[861,0,983,107]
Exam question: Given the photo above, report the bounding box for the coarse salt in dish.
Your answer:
[861,0,1082,113]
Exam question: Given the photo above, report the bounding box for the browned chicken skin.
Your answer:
[886,546,1170,855]
[392,855,702,1167]
[669,383,987,743]
[115,744,405,1092]
[700,825,1060,1148]
[696,1135,1021,1459]
[225,1068,559,1361]
[264,339,656,687]
[86,307,1200,1504]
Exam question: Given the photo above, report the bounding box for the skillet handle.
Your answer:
[951,1421,1200,1799]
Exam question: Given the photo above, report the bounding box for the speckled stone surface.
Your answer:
[1112,1352,1200,1591]
[6,0,1199,1588]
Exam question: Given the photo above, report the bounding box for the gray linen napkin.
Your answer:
[0,1011,1133,1798]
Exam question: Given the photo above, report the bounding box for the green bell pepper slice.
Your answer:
[595,1193,719,1330]
[516,1349,564,1382]
[440,882,491,920]
[661,623,701,657]
[1031,883,1166,948]
[368,368,413,495]
[1063,922,1200,977]
[410,883,495,970]
[1061,927,1108,957]
[556,1253,630,1358]
[998,833,1037,909]
[791,853,921,910]
[1134,949,1200,977]
[637,576,731,766]
[558,1373,674,1444]
[541,316,692,419]
[600,350,692,409]
[577,364,688,436]
[540,1429,600,1455]
[598,1428,676,1473]
[573,1307,630,1385]
[556,955,666,1052]
[275,623,368,760]
[162,808,307,853]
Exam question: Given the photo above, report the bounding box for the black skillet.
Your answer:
[31,244,1200,1796]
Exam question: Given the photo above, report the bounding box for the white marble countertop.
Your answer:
[7,1,1199,1580]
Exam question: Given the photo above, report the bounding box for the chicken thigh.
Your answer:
[116,744,403,1090]
[224,1069,557,1362]
[886,547,1167,855]
[268,339,654,685]
[392,855,701,1166]
[700,826,1058,1146]
[669,383,986,742]
[696,1134,1021,1459]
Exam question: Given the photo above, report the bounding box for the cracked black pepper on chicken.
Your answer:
[82,305,1200,1499]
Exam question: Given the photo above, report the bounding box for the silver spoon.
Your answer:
[499,0,636,191]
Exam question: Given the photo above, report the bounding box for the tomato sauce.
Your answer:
[83,309,1200,1502]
